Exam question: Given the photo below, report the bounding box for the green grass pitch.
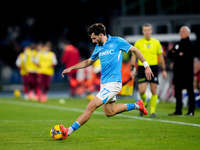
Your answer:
[0,97,200,150]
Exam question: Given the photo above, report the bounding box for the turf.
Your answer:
[0,97,200,150]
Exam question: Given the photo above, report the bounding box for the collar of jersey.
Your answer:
[96,35,111,48]
[143,37,152,42]
[103,34,111,45]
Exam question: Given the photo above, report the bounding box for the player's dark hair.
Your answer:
[143,23,153,29]
[87,23,106,36]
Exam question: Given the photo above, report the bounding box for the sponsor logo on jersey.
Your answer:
[99,49,114,57]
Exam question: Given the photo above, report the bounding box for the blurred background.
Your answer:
[1,0,200,100]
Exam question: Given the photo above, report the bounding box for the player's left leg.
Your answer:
[102,100,147,117]
[150,82,158,117]
[102,102,127,117]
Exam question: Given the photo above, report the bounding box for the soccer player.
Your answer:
[15,46,29,100]
[60,23,154,139]
[131,23,167,118]
[24,43,40,100]
[34,42,44,101]
[35,42,58,102]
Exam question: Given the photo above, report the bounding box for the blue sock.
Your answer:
[126,103,135,111]
[71,121,81,131]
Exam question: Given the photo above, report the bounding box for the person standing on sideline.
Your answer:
[34,42,44,101]
[35,42,58,102]
[61,40,80,97]
[168,26,198,116]
[131,23,167,118]
[24,43,39,100]
[15,46,29,100]
[59,23,154,140]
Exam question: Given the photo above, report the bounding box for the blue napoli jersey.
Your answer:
[90,35,132,84]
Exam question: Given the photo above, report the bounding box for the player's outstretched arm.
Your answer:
[129,46,154,80]
[62,58,95,78]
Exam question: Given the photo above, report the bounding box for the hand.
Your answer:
[130,70,136,78]
[162,70,167,79]
[145,66,154,80]
[62,68,72,78]
[179,52,184,56]
[131,68,136,78]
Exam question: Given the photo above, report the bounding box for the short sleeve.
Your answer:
[157,41,163,55]
[117,37,132,53]
[90,47,99,61]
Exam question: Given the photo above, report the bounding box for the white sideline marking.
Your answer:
[2,120,64,123]
[1,100,200,127]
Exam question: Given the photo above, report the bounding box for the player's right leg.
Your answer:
[60,96,103,139]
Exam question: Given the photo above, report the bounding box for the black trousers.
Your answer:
[174,80,195,113]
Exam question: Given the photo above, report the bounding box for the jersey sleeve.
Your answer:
[118,37,132,53]
[15,54,21,67]
[34,52,40,64]
[157,41,163,55]
[90,47,99,61]
[52,52,58,65]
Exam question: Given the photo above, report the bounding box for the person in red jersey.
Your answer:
[61,40,80,97]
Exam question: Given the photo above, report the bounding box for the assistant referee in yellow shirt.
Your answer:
[131,23,167,118]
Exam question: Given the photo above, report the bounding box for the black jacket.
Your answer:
[167,37,199,84]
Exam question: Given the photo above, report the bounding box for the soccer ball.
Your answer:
[14,89,21,98]
[50,125,63,140]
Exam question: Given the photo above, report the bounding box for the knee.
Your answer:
[104,111,115,117]
[86,104,96,113]
[85,100,99,113]
[140,91,146,95]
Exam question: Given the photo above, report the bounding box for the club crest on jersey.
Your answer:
[147,44,150,48]
[175,44,179,50]
[109,44,114,48]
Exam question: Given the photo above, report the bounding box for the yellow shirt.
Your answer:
[24,48,38,73]
[93,58,101,74]
[134,37,163,66]
[15,52,28,76]
[36,51,57,76]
